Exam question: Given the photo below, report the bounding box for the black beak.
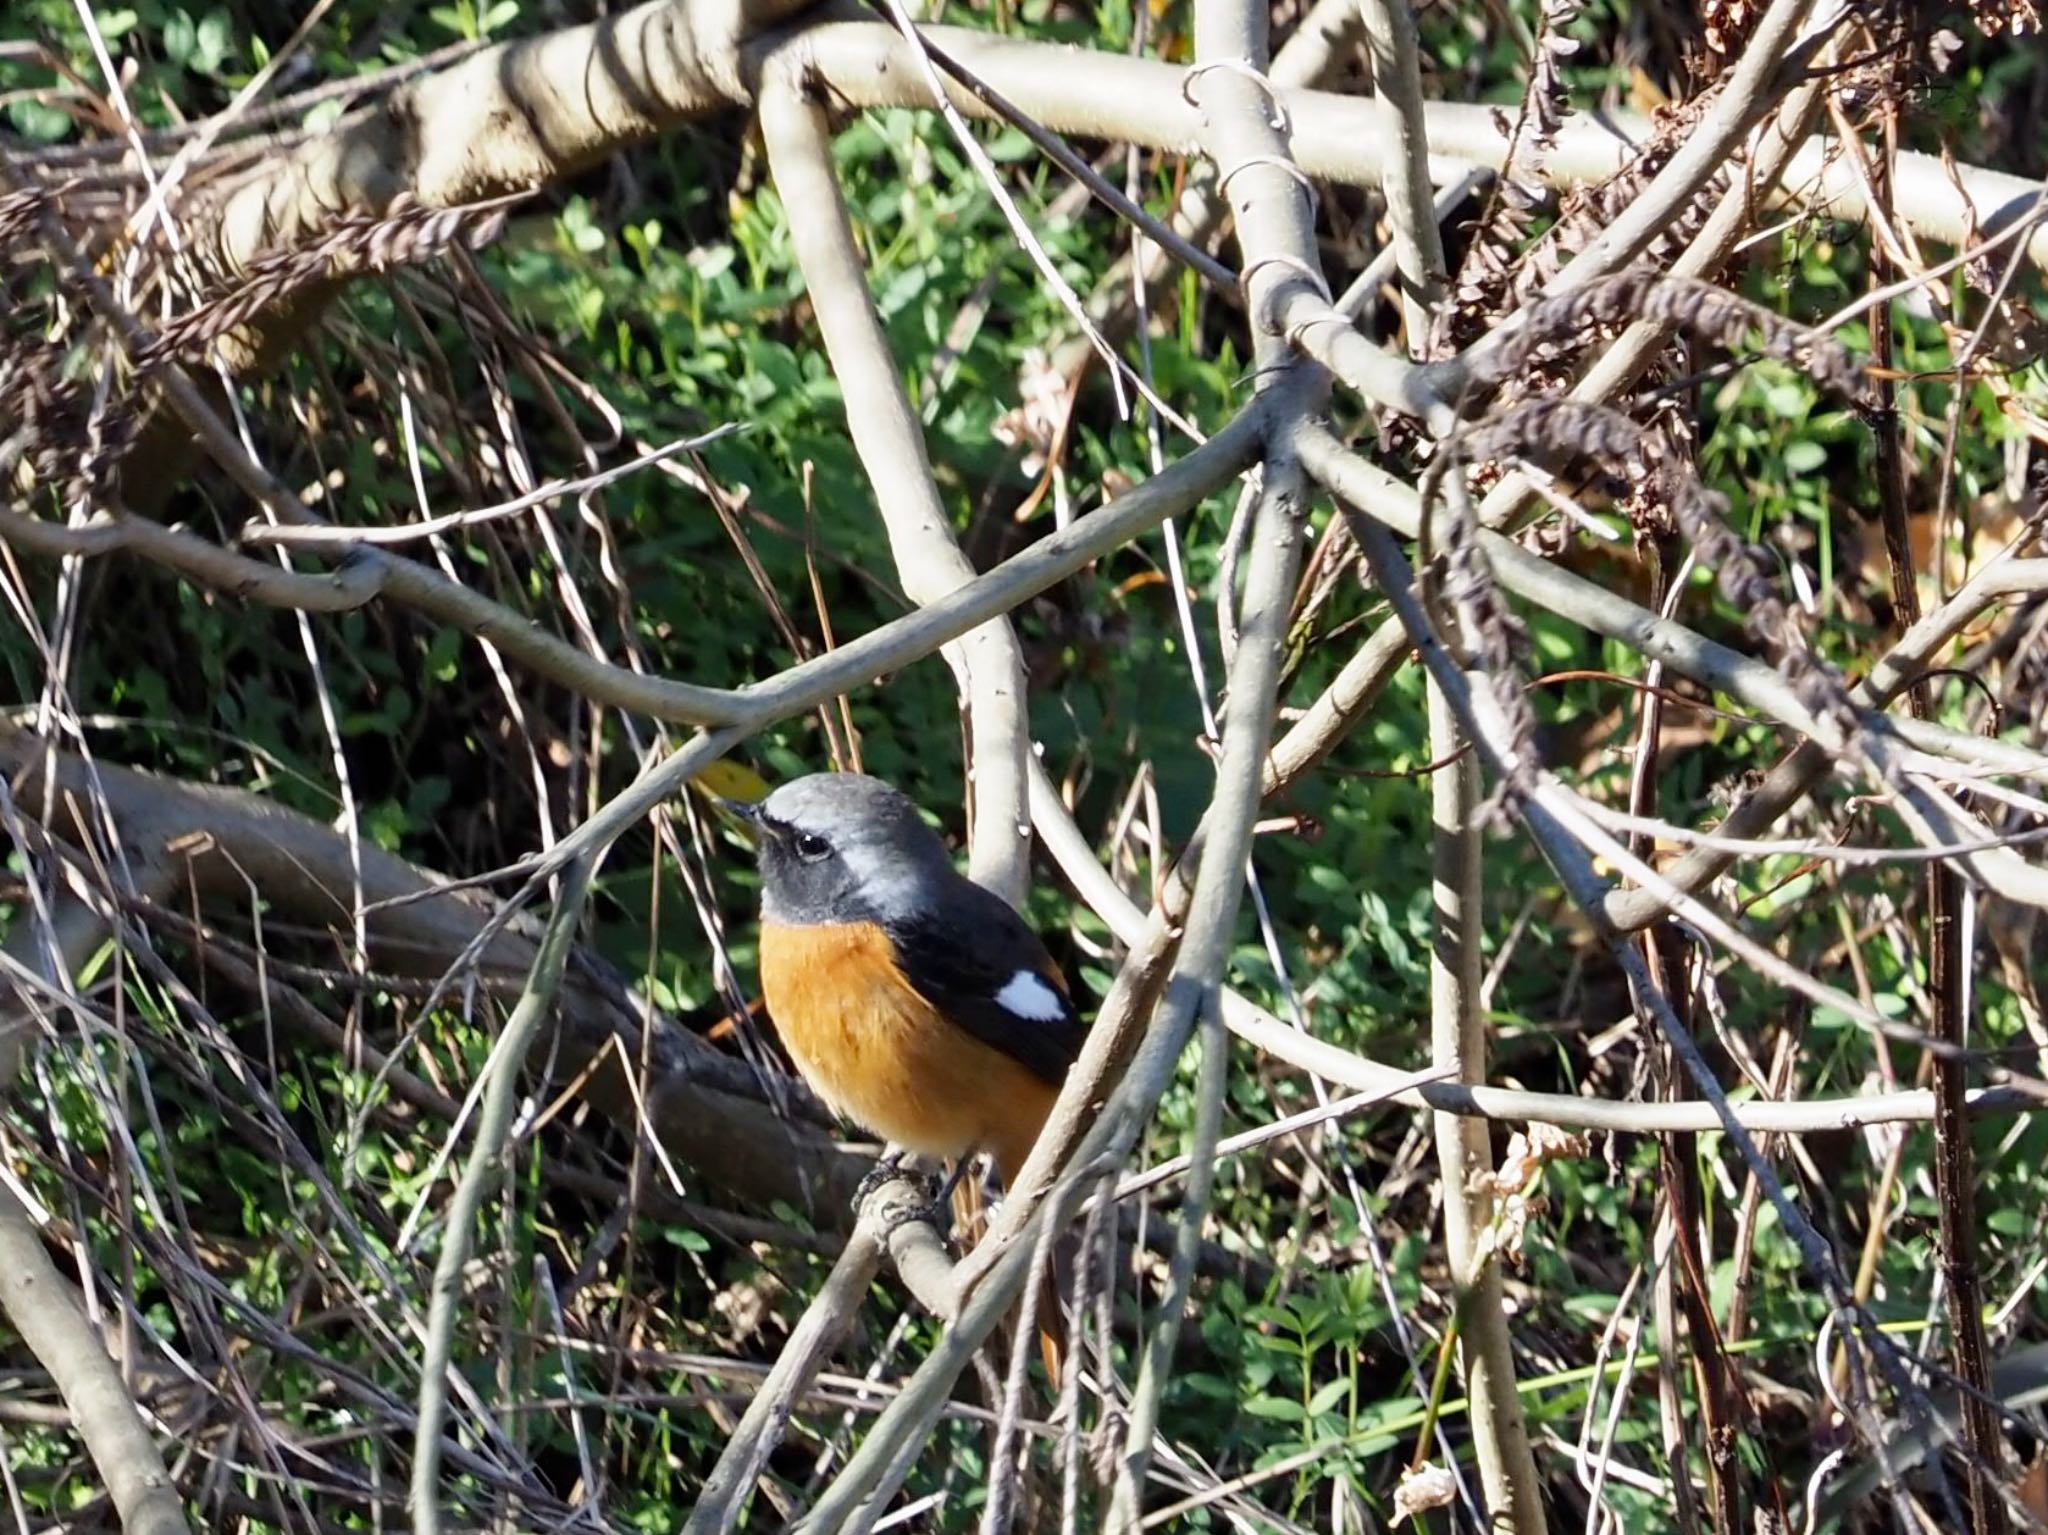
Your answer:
[715,796,764,826]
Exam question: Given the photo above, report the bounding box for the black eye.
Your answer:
[794,831,831,862]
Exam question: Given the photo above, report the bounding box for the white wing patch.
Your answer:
[993,968,1066,1023]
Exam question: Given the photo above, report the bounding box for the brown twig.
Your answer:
[1866,108,2008,1535]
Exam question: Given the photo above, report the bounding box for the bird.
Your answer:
[727,772,1086,1202]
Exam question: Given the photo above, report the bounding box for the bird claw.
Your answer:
[875,1193,944,1241]
[852,1153,941,1236]
[851,1150,908,1208]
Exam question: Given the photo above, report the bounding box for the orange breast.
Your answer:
[759,919,1057,1178]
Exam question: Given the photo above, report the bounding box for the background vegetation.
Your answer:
[2,0,2047,1531]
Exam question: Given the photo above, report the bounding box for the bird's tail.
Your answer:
[1034,1249,1070,1389]
[948,1163,988,1245]
[967,1152,1073,1397]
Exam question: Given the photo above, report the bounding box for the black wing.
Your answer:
[885,877,1084,1086]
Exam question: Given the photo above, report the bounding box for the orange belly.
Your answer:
[759,919,1057,1178]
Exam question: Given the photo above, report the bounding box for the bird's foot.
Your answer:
[874,1191,944,1242]
[851,1149,910,1209]
[853,1152,943,1237]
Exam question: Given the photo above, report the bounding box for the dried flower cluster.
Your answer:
[1469,271,1873,409]
[1428,0,1582,359]
[1966,0,2041,35]
[138,194,514,370]
[1450,388,1860,743]
[1700,0,1762,56]
[1418,464,1541,783]
[1468,1123,1591,1266]
[1420,271,1888,757]
[0,183,46,251]
[2,188,131,506]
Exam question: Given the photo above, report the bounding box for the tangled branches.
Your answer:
[1467,270,1873,406]
[1420,273,1880,763]
[135,194,518,371]
[4,6,2048,1535]
[2,188,515,512]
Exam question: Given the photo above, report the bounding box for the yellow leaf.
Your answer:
[691,759,771,805]
[1628,66,1670,114]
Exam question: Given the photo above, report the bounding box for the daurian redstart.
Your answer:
[731,772,1085,1194]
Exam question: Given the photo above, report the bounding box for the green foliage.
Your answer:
[5,0,2048,1530]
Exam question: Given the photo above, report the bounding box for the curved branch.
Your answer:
[0,506,383,612]
[199,0,814,278]
[757,70,1030,900]
[1063,0,1363,368]
[811,20,2037,280]
[410,844,599,1535]
[1033,740,2030,1134]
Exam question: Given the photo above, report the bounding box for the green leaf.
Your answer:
[1783,439,1827,474]
[194,11,232,72]
[1242,1396,1308,1423]
[425,626,463,683]
[1306,1377,1353,1417]
[363,799,411,852]
[689,243,735,282]
[164,11,197,65]
[7,101,75,143]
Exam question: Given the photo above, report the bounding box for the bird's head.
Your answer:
[729,772,954,928]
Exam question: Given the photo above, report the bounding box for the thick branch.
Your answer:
[156,16,2048,299]
[198,0,813,277]
[0,728,868,1222]
[0,1195,194,1535]
[1357,0,1447,343]
[1064,0,1364,368]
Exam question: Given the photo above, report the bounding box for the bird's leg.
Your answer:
[871,1158,979,1241]
[852,1148,991,1247]
[931,1156,973,1209]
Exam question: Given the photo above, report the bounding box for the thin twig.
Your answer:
[241,430,741,549]
[408,843,602,1535]
[1866,123,2007,1532]
[680,1229,890,1535]
[1110,0,1331,1517]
